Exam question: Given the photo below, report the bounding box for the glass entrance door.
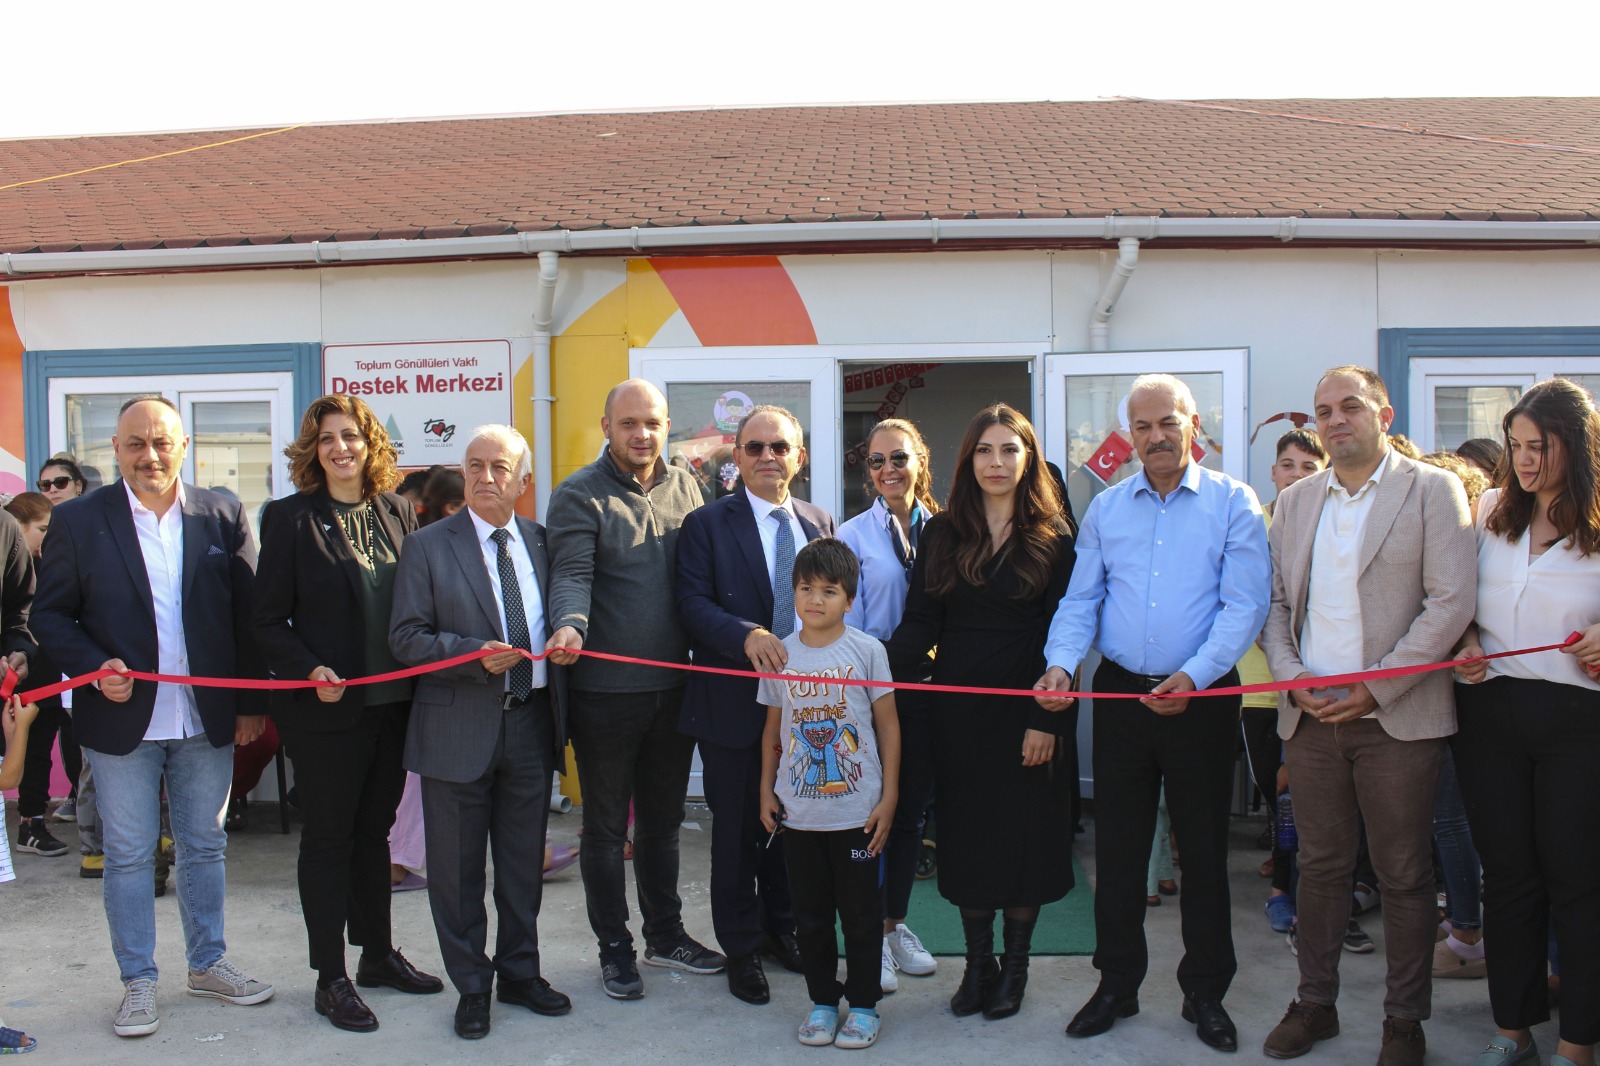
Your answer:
[47,372,295,543]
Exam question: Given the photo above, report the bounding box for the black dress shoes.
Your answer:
[1182,994,1239,1052]
[725,954,770,1005]
[315,977,379,1033]
[758,932,805,974]
[356,949,445,995]
[454,992,491,1039]
[1066,987,1140,1038]
[497,976,572,1017]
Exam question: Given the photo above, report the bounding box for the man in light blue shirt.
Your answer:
[1035,374,1269,1053]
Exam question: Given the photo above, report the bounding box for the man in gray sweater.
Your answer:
[545,378,726,1001]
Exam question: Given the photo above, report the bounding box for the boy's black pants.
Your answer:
[786,826,885,1010]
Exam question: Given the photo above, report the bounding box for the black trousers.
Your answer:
[1454,677,1600,1045]
[699,737,793,959]
[18,700,82,820]
[421,694,555,994]
[278,702,410,975]
[1091,661,1240,1000]
[786,827,885,1010]
[882,694,934,922]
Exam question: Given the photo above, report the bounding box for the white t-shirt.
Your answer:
[0,755,14,884]
[1476,488,1600,691]
[757,627,893,832]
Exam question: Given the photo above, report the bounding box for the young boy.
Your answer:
[2,693,43,1054]
[758,539,900,1050]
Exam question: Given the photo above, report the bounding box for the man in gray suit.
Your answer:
[389,424,569,1041]
[1260,366,1475,1066]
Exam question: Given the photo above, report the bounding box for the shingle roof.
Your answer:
[3,98,1598,255]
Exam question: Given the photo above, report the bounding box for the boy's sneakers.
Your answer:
[643,932,726,974]
[879,939,899,993]
[16,818,68,856]
[51,798,78,822]
[80,853,105,879]
[798,1005,840,1046]
[1343,920,1375,954]
[114,978,159,1037]
[1265,894,1296,933]
[835,1009,881,1050]
[885,923,936,976]
[186,959,274,1005]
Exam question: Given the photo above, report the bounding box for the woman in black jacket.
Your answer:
[253,394,442,1032]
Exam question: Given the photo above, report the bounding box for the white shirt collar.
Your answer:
[123,478,186,517]
[745,486,793,520]
[1326,445,1390,501]
[467,506,520,546]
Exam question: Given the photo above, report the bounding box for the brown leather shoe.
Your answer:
[1263,1000,1339,1059]
[1377,1017,1425,1066]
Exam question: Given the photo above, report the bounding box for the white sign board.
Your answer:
[322,340,513,467]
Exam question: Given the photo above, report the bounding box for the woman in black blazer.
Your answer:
[253,394,443,1032]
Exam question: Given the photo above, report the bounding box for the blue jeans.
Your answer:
[85,735,233,983]
[1432,749,1482,931]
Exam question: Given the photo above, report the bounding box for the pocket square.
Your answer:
[207,544,226,556]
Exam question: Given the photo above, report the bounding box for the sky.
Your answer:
[6,0,1595,139]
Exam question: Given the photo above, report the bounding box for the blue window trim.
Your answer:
[1379,327,1600,437]
[22,342,321,477]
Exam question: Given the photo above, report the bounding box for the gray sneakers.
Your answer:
[187,958,275,1005]
[114,979,159,1037]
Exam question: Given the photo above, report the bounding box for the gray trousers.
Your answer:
[420,695,554,994]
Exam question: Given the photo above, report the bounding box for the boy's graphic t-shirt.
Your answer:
[0,756,13,883]
[757,626,893,832]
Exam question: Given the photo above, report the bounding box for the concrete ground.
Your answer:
[2,801,1546,1065]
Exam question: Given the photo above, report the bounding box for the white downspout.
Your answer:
[1088,237,1141,351]
[531,250,559,519]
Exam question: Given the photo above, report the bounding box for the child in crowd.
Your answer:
[759,539,900,1050]
[2,693,42,1054]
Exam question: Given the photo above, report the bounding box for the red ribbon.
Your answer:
[6,634,1583,706]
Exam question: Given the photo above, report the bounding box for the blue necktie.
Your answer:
[771,507,795,638]
[490,529,533,699]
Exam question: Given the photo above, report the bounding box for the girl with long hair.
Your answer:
[887,403,1076,1021]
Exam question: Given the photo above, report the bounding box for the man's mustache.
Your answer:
[1145,441,1175,455]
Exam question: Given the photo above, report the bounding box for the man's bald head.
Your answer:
[604,378,667,422]
[602,378,671,480]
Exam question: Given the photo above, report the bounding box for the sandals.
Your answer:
[0,1026,36,1054]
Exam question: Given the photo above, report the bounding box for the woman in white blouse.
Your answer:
[1453,378,1600,1066]
[837,418,941,994]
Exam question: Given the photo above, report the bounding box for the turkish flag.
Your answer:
[1191,439,1208,463]
[1085,432,1134,484]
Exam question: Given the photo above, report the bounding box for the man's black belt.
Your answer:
[1099,658,1169,693]
[501,688,548,711]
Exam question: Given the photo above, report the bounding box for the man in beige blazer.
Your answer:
[1260,366,1475,1066]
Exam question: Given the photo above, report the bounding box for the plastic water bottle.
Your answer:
[1276,792,1298,852]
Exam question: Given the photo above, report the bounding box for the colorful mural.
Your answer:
[0,288,26,496]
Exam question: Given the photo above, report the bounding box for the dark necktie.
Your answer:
[771,507,795,638]
[490,528,533,699]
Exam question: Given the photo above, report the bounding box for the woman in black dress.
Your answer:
[887,403,1076,1020]
[253,394,443,1032]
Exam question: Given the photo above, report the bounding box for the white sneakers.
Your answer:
[186,958,275,1005]
[879,938,899,993]
[885,923,937,976]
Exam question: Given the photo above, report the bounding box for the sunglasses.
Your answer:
[37,476,78,491]
[866,451,912,471]
[741,439,794,458]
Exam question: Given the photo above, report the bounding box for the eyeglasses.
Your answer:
[37,476,77,491]
[741,439,794,458]
[866,451,912,471]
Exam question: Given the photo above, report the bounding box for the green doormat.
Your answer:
[853,853,1096,956]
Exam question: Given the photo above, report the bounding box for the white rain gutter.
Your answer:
[3,215,1599,277]
[1089,236,1141,351]
[531,250,559,519]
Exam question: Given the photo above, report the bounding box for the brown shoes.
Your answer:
[1263,1000,1340,1059]
[1377,1017,1425,1066]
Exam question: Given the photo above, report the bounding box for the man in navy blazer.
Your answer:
[676,404,835,1004]
[32,396,272,1039]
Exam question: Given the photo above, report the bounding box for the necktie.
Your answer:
[490,529,534,699]
[771,507,795,638]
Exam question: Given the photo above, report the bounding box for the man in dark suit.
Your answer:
[389,424,570,1040]
[32,396,273,1040]
[676,404,835,1004]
